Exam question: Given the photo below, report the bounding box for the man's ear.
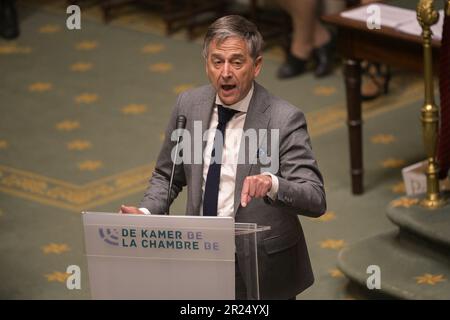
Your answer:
[205,57,210,77]
[254,56,263,77]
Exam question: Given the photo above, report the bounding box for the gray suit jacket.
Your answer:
[140,82,326,299]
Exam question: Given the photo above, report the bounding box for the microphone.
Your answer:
[166,115,186,214]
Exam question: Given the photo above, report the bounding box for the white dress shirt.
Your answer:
[141,84,278,216]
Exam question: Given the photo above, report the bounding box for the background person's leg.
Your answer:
[277,0,333,78]
[0,0,20,39]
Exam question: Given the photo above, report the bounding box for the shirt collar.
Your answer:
[215,83,254,113]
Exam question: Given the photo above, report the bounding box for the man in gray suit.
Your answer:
[121,15,326,299]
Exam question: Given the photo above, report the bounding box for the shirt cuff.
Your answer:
[261,172,279,200]
[139,207,151,215]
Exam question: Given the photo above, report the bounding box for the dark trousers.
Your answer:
[235,258,296,300]
[0,0,19,39]
[235,259,248,300]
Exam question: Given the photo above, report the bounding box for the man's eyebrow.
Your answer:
[229,54,245,59]
[210,53,223,58]
[210,53,246,59]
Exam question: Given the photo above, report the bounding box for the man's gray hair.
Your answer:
[202,15,264,61]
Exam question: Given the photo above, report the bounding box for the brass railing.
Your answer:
[416,0,448,208]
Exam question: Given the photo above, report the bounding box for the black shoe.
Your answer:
[312,35,335,78]
[277,53,308,79]
[0,0,20,39]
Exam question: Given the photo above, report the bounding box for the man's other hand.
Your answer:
[120,205,144,214]
[240,175,272,208]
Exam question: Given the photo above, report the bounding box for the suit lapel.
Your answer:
[233,82,271,216]
[190,85,215,214]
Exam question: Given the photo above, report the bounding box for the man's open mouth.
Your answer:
[221,84,236,92]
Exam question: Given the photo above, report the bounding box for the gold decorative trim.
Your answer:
[75,41,98,51]
[371,134,396,145]
[319,239,346,250]
[0,164,154,212]
[329,269,344,278]
[381,158,405,169]
[390,197,419,208]
[121,104,148,115]
[415,273,446,285]
[41,243,70,254]
[307,80,424,138]
[45,271,70,283]
[39,24,61,34]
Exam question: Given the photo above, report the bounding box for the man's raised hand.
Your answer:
[120,205,144,214]
[240,175,272,208]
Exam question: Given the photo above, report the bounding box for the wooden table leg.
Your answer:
[344,59,363,194]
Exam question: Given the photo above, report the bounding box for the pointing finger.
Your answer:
[241,177,250,207]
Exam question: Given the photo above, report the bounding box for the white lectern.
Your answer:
[82,212,269,300]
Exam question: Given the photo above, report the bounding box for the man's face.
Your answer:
[205,37,262,106]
